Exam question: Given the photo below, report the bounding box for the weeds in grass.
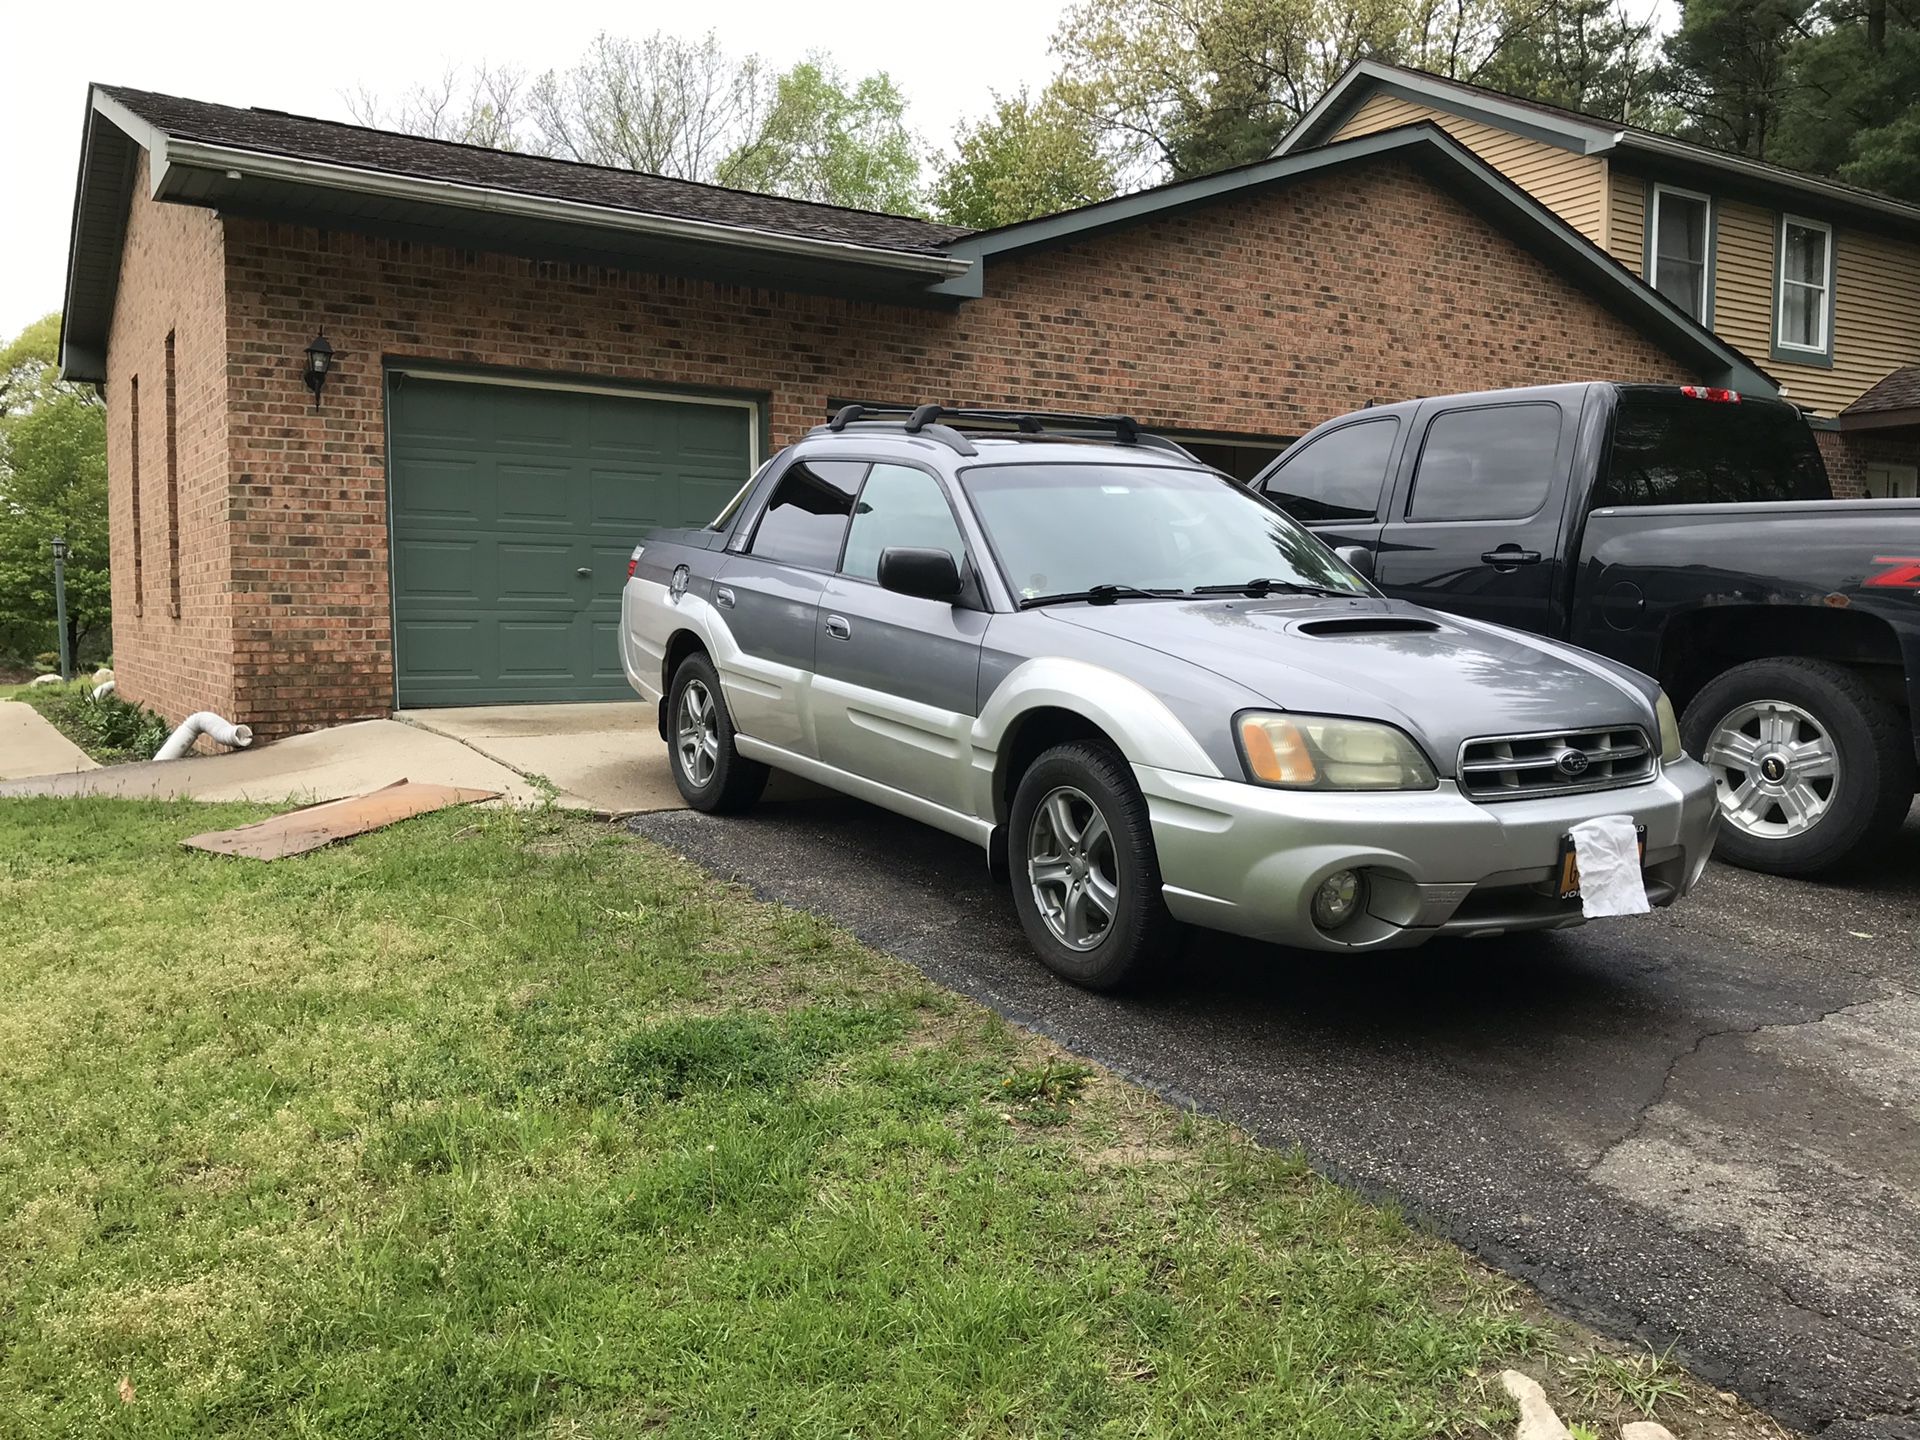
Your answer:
[1568,1343,1691,1417]
[998,1057,1096,1124]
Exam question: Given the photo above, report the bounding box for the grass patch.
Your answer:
[0,798,1597,1436]
[4,679,171,763]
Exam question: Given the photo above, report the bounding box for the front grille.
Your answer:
[1456,725,1654,801]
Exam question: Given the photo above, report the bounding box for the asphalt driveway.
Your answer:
[632,796,1920,1440]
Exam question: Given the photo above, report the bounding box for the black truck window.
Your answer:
[1596,394,1830,508]
[1262,418,1399,522]
[748,460,867,570]
[1406,404,1560,522]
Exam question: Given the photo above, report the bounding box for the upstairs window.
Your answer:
[1776,215,1833,358]
[1649,185,1712,324]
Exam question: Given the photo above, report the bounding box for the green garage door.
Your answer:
[388,375,755,706]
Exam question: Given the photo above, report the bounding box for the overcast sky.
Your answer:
[0,0,1071,343]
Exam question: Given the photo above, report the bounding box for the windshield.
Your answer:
[1597,394,1830,507]
[960,463,1373,602]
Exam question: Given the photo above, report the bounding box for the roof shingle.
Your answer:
[100,84,971,254]
[1842,365,1920,416]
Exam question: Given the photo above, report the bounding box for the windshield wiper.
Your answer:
[1019,583,1187,609]
[1192,577,1353,599]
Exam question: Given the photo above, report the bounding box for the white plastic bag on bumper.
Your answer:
[1566,814,1650,918]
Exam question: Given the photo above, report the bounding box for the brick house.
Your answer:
[1275,60,1920,497]
[60,86,1776,736]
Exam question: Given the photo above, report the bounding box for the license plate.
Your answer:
[1556,825,1647,901]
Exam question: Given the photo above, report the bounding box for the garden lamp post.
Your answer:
[51,535,71,681]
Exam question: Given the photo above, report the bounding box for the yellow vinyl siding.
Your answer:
[1704,198,1920,415]
[1609,172,1646,278]
[1329,93,1610,243]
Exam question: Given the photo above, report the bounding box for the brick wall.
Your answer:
[1816,428,1920,499]
[104,154,232,729]
[128,156,1703,736]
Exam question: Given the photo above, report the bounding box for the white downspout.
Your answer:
[155,712,254,761]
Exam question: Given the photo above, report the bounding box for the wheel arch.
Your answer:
[1656,604,1908,716]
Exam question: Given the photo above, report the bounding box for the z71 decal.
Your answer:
[1865,557,1920,590]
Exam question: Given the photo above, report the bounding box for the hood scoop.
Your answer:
[1295,616,1442,637]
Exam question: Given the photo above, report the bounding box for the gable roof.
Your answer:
[1273,60,1920,234]
[936,121,1776,397]
[60,84,1776,400]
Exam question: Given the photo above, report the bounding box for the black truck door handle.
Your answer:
[1481,546,1542,569]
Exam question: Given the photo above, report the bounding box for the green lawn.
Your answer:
[0,798,1681,1438]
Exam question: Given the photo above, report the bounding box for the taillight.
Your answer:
[627,546,643,579]
[1679,386,1741,403]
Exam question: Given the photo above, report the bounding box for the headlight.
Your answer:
[1654,691,1683,763]
[1236,712,1437,791]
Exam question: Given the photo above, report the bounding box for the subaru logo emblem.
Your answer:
[1555,748,1591,777]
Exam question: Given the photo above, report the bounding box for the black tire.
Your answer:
[1006,740,1183,990]
[1681,657,1914,876]
[667,653,768,814]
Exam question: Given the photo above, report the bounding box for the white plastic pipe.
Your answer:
[155,711,254,760]
[92,680,116,701]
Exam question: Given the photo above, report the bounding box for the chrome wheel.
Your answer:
[675,678,720,789]
[1026,785,1119,951]
[1703,698,1840,840]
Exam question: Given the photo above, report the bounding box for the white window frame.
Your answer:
[1648,183,1714,325]
[1775,213,1835,357]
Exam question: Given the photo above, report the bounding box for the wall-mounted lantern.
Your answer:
[303,333,339,410]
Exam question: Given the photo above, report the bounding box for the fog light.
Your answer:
[1312,869,1367,929]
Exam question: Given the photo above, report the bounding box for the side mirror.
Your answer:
[1335,545,1376,580]
[877,546,963,602]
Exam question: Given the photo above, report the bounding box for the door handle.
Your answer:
[1480,546,1542,569]
[714,586,736,608]
[576,566,592,578]
[824,614,851,640]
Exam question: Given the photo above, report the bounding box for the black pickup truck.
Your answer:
[1250,382,1920,876]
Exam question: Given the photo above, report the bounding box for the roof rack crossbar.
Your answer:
[821,402,1167,446]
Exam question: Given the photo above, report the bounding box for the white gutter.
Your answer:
[1610,130,1920,228]
[153,137,974,279]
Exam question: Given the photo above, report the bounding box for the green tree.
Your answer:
[1477,0,1668,123]
[0,315,110,664]
[1771,0,1920,200]
[1658,0,1813,157]
[932,87,1118,228]
[721,59,923,214]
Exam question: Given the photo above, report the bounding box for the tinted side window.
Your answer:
[840,463,966,582]
[1596,395,1829,507]
[1407,404,1560,522]
[1263,419,1398,522]
[748,460,866,569]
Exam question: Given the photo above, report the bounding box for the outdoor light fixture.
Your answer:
[303,332,338,410]
[50,535,71,681]
[50,536,68,562]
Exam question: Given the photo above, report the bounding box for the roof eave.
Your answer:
[154,138,972,281]
[1609,132,1920,230]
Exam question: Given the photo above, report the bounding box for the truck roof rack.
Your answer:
[822,403,1197,460]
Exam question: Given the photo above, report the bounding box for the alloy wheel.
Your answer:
[676,679,720,789]
[1703,698,1840,840]
[1026,785,1119,951]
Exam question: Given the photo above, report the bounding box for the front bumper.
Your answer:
[1136,757,1719,951]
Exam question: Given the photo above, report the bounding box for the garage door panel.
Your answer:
[496,542,578,604]
[396,620,486,681]
[391,375,754,706]
[392,457,486,524]
[496,463,577,527]
[395,539,484,602]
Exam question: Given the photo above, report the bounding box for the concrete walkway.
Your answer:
[396,702,679,814]
[0,701,100,781]
[0,718,543,805]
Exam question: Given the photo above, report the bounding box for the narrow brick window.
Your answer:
[129,375,144,615]
[164,332,181,619]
